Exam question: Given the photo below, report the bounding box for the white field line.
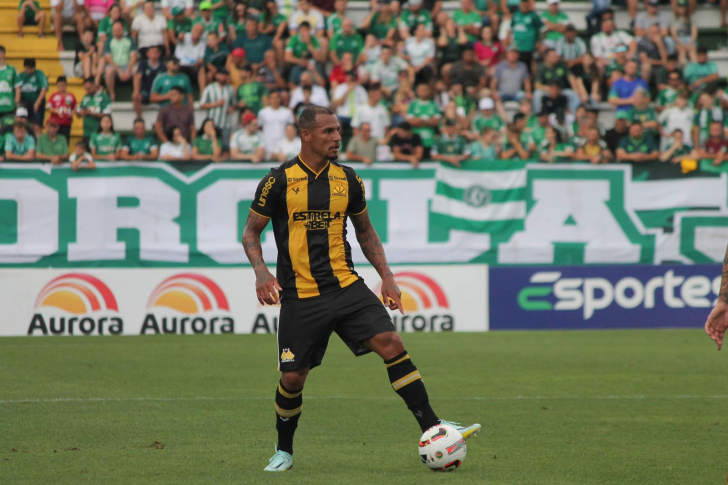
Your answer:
[1,395,728,405]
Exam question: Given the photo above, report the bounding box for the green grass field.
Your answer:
[1,330,727,484]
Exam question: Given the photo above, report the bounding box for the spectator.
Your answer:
[4,121,35,160]
[524,109,550,149]
[671,1,697,65]
[590,18,636,74]
[167,6,192,48]
[605,110,630,155]
[208,0,231,26]
[104,20,139,101]
[194,1,225,39]
[572,52,600,107]
[508,0,543,71]
[52,0,86,51]
[637,23,667,83]
[406,83,440,158]
[635,0,673,47]
[121,118,159,160]
[684,47,719,94]
[541,0,569,49]
[77,77,112,147]
[90,114,121,161]
[285,21,327,85]
[404,23,436,85]
[230,112,266,162]
[538,125,574,163]
[692,92,722,148]
[1,106,33,140]
[627,89,658,142]
[695,121,728,166]
[46,76,75,142]
[657,70,682,112]
[131,1,169,57]
[533,49,579,114]
[262,0,289,66]
[232,15,273,69]
[451,0,481,42]
[330,18,364,65]
[35,119,68,164]
[608,60,648,112]
[289,71,330,109]
[470,97,505,136]
[555,24,587,71]
[288,0,325,35]
[361,2,397,45]
[542,82,569,115]
[351,83,390,139]
[659,129,693,164]
[655,54,681,92]
[492,48,531,103]
[17,0,47,38]
[161,0,193,20]
[574,126,612,163]
[175,22,207,89]
[369,45,411,98]
[658,91,693,150]
[346,122,379,165]
[98,4,130,55]
[132,45,165,117]
[292,85,315,119]
[331,70,368,128]
[432,119,469,167]
[204,31,230,82]
[388,122,424,167]
[160,126,192,160]
[236,65,268,116]
[14,58,48,138]
[74,30,98,79]
[192,118,223,161]
[501,123,530,160]
[156,86,195,143]
[257,52,286,92]
[474,25,503,74]
[329,52,358,91]
[447,45,487,94]
[604,44,630,87]
[69,141,96,171]
[259,90,295,155]
[0,47,19,127]
[151,57,194,106]
[271,123,301,162]
[398,0,433,39]
[86,0,116,27]
[617,121,659,163]
[228,2,247,43]
[468,128,499,160]
[391,70,415,126]
[199,69,234,143]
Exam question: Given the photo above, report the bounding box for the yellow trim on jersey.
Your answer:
[275,403,303,418]
[278,383,302,399]
[349,206,368,216]
[391,371,422,391]
[298,154,330,179]
[385,353,410,369]
[285,163,320,298]
[249,207,271,218]
[327,164,359,289]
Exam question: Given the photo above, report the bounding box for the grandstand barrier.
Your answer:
[0,160,723,336]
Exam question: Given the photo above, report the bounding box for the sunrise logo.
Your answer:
[141,273,235,335]
[28,273,123,336]
[374,272,454,332]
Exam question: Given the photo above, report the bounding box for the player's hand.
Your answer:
[256,271,282,305]
[381,275,404,314]
[705,300,728,350]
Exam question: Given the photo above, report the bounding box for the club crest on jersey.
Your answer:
[332,184,347,197]
[280,348,295,363]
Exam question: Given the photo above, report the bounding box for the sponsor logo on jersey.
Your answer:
[258,176,276,207]
[331,184,347,197]
[293,210,342,230]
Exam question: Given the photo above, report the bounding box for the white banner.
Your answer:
[0,266,488,337]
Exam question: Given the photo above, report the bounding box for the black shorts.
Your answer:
[277,280,395,372]
[25,100,45,127]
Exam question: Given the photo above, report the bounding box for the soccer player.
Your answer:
[242,106,481,472]
[705,246,728,350]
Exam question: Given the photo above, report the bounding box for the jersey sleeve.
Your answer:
[250,170,281,218]
[345,167,367,215]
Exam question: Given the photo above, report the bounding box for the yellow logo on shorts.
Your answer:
[280,348,295,363]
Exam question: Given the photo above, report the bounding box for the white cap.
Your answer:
[479,97,495,110]
[547,0,560,4]
[409,0,422,6]
[16,107,29,117]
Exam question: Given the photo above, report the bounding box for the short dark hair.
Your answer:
[513,112,526,123]
[24,58,36,68]
[57,76,67,84]
[0,46,5,54]
[166,56,180,64]
[13,121,27,131]
[368,82,382,91]
[698,46,708,55]
[83,77,95,85]
[170,86,185,94]
[298,105,336,132]
[133,118,145,125]
[166,125,179,141]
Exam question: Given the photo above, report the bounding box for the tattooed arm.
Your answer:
[705,246,728,350]
[242,210,282,305]
[350,209,404,314]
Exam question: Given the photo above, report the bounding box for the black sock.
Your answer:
[275,381,303,455]
[384,350,439,432]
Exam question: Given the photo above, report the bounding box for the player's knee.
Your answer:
[280,368,308,390]
[370,331,405,359]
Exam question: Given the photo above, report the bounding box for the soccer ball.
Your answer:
[418,424,467,471]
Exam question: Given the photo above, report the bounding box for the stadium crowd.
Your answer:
[2,0,728,169]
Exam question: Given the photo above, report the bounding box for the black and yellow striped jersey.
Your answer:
[250,155,368,299]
